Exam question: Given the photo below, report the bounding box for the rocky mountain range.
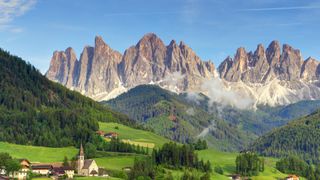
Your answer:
[46,33,320,107]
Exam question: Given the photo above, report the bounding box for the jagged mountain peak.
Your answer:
[168,39,177,46]
[94,35,106,46]
[47,37,320,107]
[267,40,281,50]
[47,34,216,101]
[137,33,165,47]
[255,44,265,55]
[65,47,77,61]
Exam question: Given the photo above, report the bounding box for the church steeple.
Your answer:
[79,142,84,156]
[78,142,85,173]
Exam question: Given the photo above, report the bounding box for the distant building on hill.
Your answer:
[104,132,118,139]
[228,174,241,180]
[96,130,105,136]
[285,175,299,180]
[77,143,99,176]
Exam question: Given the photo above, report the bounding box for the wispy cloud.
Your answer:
[0,0,37,31]
[238,5,320,12]
[104,11,191,17]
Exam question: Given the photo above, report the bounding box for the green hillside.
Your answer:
[99,122,169,147]
[0,142,77,162]
[181,92,320,136]
[0,48,132,147]
[251,109,320,163]
[105,85,250,151]
[197,149,287,180]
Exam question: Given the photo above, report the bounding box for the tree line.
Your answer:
[276,156,320,180]
[235,152,265,176]
[151,142,211,172]
[0,48,137,148]
[0,153,21,177]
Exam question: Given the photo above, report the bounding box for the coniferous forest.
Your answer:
[0,48,133,147]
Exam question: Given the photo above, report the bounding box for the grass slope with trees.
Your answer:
[0,48,135,147]
[251,109,320,163]
[105,85,250,151]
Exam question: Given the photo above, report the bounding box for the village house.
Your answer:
[96,130,105,136]
[77,143,99,176]
[1,159,31,180]
[285,174,299,180]
[31,164,53,176]
[52,166,74,179]
[104,132,118,139]
[0,175,9,180]
[228,174,241,180]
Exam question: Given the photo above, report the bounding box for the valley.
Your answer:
[0,47,318,180]
[1,0,320,179]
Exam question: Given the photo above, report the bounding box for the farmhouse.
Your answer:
[285,174,299,180]
[0,175,9,180]
[31,164,53,175]
[228,174,241,180]
[96,130,105,136]
[104,132,118,139]
[53,166,74,179]
[0,159,31,180]
[77,143,99,176]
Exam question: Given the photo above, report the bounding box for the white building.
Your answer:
[77,143,99,176]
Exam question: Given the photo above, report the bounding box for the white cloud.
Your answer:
[185,92,204,105]
[201,78,254,110]
[238,5,320,12]
[0,0,37,31]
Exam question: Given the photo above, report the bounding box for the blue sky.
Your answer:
[0,0,320,73]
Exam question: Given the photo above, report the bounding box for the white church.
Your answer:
[77,143,99,176]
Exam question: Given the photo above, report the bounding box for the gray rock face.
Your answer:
[219,41,318,83]
[46,34,320,106]
[46,47,78,87]
[301,57,320,81]
[46,33,216,100]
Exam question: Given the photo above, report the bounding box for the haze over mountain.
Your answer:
[46,33,320,108]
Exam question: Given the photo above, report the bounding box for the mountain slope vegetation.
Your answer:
[105,85,251,151]
[181,93,320,136]
[0,48,132,147]
[250,109,320,163]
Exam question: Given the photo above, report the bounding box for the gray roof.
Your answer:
[82,160,94,169]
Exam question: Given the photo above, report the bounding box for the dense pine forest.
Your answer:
[0,48,133,147]
[251,109,320,163]
[105,85,249,151]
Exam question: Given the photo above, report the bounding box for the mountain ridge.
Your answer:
[46,33,320,107]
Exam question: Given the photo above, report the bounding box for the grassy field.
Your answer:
[197,149,288,180]
[0,142,77,163]
[94,155,139,171]
[99,122,170,148]
[75,177,121,180]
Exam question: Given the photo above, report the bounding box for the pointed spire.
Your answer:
[79,142,84,156]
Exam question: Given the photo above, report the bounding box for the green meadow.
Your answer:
[0,141,77,163]
[197,149,288,180]
[0,123,293,180]
[94,155,138,171]
[99,122,170,148]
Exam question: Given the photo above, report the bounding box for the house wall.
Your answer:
[32,169,50,175]
[11,171,27,180]
[88,160,99,177]
[65,170,74,178]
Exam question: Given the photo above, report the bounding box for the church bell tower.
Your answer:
[78,142,85,173]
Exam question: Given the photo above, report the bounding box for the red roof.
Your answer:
[105,132,118,136]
